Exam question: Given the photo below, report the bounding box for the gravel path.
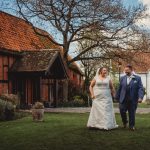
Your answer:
[44,107,150,114]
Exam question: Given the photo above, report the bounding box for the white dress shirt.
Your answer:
[127,75,133,85]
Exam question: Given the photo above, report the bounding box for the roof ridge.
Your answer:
[22,49,61,52]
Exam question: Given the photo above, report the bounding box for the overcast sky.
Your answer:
[138,0,150,27]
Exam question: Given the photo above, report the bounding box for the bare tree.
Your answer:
[77,26,150,63]
[76,26,150,92]
[81,58,110,92]
[76,42,111,91]
[15,0,148,64]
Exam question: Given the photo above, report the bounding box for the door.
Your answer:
[32,77,40,103]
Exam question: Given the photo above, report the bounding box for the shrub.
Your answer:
[58,95,86,107]
[0,99,15,121]
[0,94,20,109]
[0,99,6,120]
[79,92,90,106]
[73,99,85,107]
[73,96,85,105]
[143,87,146,95]
[113,79,120,91]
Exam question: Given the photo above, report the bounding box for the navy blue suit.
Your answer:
[116,74,144,127]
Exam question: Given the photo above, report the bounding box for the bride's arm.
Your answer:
[109,79,115,98]
[89,79,96,99]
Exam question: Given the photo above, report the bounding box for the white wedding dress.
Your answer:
[87,76,118,130]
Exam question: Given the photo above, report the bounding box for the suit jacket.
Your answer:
[116,74,144,104]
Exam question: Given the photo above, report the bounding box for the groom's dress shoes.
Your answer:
[129,127,136,131]
[123,123,128,128]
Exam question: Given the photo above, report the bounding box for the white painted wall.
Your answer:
[147,72,150,100]
[138,73,147,100]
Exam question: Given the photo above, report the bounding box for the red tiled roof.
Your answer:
[0,11,61,51]
[0,11,83,75]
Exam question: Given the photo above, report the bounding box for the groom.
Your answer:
[116,64,144,130]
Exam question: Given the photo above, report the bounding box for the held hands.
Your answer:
[111,92,115,99]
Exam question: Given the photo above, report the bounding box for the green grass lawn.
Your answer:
[138,103,150,108]
[0,113,150,150]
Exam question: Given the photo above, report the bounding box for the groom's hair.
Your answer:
[126,64,133,70]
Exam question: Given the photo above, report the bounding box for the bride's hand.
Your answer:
[91,95,96,99]
[111,92,115,98]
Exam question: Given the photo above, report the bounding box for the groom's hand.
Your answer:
[138,98,143,103]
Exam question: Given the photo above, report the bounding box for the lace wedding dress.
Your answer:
[87,76,118,130]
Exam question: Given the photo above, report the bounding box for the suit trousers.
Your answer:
[119,99,137,128]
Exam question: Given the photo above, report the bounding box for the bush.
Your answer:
[79,92,90,106]
[113,79,120,91]
[58,95,86,107]
[0,99,6,120]
[0,99,15,121]
[143,87,146,95]
[73,97,85,106]
[0,94,20,108]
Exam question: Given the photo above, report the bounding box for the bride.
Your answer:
[87,67,118,130]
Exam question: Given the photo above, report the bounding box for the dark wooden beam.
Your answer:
[0,80,8,83]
